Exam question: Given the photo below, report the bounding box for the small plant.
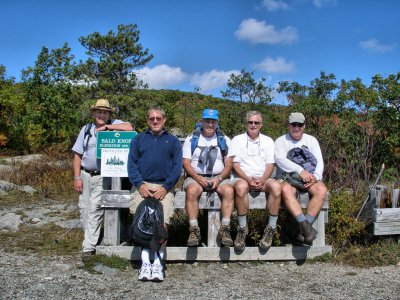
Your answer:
[82,254,130,274]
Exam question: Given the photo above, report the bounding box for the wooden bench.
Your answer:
[96,178,331,261]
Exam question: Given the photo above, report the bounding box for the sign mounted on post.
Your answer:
[97,131,137,177]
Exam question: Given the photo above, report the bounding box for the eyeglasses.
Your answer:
[149,117,162,122]
[247,121,261,126]
[290,123,304,128]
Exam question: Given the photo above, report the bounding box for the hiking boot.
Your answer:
[234,225,248,251]
[299,220,317,245]
[138,262,152,281]
[82,250,95,263]
[187,225,201,247]
[259,225,276,250]
[217,225,233,247]
[151,263,164,282]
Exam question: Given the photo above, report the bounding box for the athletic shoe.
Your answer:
[151,263,164,282]
[138,263,152,281]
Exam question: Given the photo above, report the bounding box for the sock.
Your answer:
[268,214,278,229]
[153,249,165,266]
[189,219,198,227]
[221,218,230,226]
[295,213,306,223]
[141,248,150,264]
[305,214,315,224]
[237,214,247,228]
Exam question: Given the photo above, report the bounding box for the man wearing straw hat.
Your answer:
[72,99,133,262]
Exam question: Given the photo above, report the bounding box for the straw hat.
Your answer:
[90,99,115,112]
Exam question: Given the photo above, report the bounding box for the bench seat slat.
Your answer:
[101,190,329,209]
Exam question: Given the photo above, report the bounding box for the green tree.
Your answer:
[21,43,78,151]
[221,69,273,109]
[77,24,153,96]
[0,65,26,149]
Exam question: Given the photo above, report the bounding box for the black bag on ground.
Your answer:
[130,198,168,251]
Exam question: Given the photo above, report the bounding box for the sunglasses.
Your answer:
[149,117,162,122]
[290,122,304,128]
[247,121,261,125]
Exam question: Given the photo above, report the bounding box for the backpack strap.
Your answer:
[216,127,228,158]
[190,127,202,155]
[83,123,93,153]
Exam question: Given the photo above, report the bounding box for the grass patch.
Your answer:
[81,254,130,274]
[0,223,83,256]
[333,238,399,267]
[306,252,332,264]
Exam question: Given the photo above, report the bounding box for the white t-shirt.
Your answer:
[182,133,233,175]
[231,132,275,178]
[274,133,324,181]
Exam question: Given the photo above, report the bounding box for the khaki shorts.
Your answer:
[183,176,232,190]
[130,182,175,224]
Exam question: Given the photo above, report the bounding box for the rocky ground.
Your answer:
[1,198,399,300]
[0,155,399,299]
[1,249,400,300]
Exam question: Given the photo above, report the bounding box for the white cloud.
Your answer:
[136,64,188,89]
[191,69,240,92]
[313,0,337,8]
[261,0,289,11]
[235,18,298,45]
[255,56,295,74]
[359,39,396,53]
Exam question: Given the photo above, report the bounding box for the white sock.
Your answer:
[189,219,198,227]
[153,249,165,266]
[237,215,247,228]
[141,248,151,264]
[221,218,230,226]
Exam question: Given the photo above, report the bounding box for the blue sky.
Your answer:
[1,0,399,104]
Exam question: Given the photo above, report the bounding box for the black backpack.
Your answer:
[130,198,168,251]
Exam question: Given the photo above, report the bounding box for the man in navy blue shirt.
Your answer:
[128,106,182,282]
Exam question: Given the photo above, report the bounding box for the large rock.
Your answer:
[0,212,23,231]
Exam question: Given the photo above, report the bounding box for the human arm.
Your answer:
[73,152,83,193]
[97,120,134,132]
[161,136,183,192]
[127,135,144,188]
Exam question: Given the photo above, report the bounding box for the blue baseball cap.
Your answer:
[202,109,219,120]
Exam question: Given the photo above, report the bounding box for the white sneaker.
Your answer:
[151,263,164,281]
[138,263,152,281]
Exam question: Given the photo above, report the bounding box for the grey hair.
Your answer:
[245,111,263,122]
[148,105,166,119]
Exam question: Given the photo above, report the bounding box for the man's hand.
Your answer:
[300,170,317,188]
[151,186,167,200]
[74,179,83,193]
[249,177,263,191]
[138,184,153,198]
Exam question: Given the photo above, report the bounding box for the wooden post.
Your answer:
[392,189,399,208]
[208,210,220,247]
[102,177,121,246]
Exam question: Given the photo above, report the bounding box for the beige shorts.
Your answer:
[130,182,175,224]
[183,176,232,190]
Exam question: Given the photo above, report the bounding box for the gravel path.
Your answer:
[1,249,399,300]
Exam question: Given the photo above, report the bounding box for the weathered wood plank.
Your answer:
[373,222,400,235]
[102,190,329,210]
[374,208,400,222]
[96,245,332,261]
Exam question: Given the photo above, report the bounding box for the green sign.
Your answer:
[96,131,137,159]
